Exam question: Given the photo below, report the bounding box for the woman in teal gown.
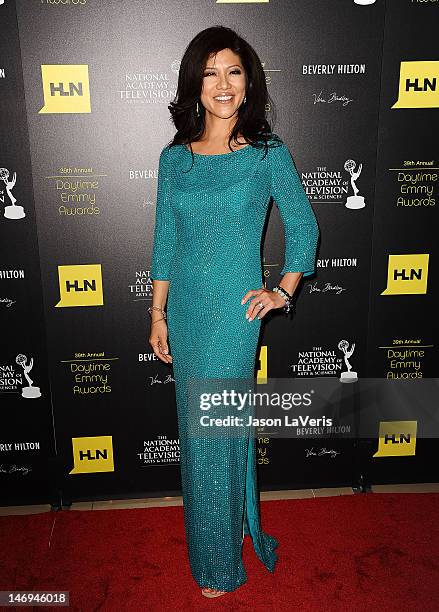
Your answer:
[149,27,319,597]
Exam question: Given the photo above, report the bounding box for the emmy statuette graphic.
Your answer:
[338,340,358,383]
[344,159,365,209]
[1,167,26,219]
[16,354,42,398]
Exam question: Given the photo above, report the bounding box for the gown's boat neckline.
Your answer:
[182,142,252,157]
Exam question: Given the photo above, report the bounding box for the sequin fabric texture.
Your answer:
[150,135,319,592]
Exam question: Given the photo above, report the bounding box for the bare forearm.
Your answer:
[152,280,170,317]
[278,272,303,296]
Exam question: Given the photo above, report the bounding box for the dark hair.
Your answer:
[166,25,281,168]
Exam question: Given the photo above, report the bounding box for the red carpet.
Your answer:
[0,493,438,611]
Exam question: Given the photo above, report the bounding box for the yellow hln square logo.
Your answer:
[39,64,91,114]
[56,264,103,307]
[392,61,439,109]
[373,421,417,457]
[256,345,268,384]
[381,254,429,295]
[70,436,114,474]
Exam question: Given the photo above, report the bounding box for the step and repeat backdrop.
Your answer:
[1,0,437,506]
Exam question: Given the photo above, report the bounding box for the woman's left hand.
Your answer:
[241,288,287,321]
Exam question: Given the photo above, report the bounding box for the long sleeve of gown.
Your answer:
[269,140,319,277]
[150,146,177,281]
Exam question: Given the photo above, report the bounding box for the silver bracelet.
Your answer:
[272,285,294,314]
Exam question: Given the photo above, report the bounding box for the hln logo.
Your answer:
[381,254,429,295]
[405,77,436,93]
[56,264,103,307]
[373,421,417,457]
[39,64,91,114]
[70,436,114,474]
[383,433,411,444]
[392,61,439,109]
[65,278,97,292]
[50,81,83,97]
[79,448,108,460]
[393,268,422,281]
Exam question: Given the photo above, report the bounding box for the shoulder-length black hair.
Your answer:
[166,25,282,165]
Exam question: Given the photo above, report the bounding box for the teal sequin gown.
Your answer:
[150,135,319,592]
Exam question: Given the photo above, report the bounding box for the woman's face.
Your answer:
[200,48,246,121]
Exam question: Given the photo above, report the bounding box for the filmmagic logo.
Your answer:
[381,254,429,295]
[373,421,417,457]
[55,264,104,307]
[69,436,114,474]
[392,61,439,109]
[39,64,91,114]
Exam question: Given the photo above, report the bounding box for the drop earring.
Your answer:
[243,95,247,104]
[196,100,200,116]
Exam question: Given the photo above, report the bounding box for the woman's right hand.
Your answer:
[149,318,173,364]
